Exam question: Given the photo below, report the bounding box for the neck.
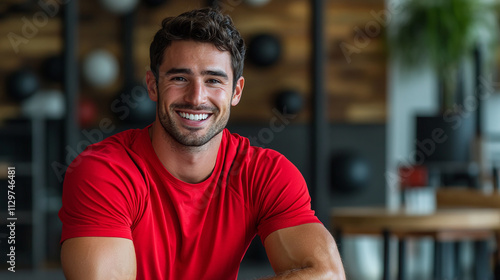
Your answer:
[149,121,222,184]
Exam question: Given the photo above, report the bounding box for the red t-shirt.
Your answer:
[59,126,320,280]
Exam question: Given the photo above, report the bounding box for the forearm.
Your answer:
[263,224,346,280]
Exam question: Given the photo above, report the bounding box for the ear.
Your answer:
[231,76,245,106]
[146,70,158,102]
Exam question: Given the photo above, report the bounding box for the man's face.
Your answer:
[147,40,244,147]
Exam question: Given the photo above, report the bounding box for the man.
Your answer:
[59,7,345,280]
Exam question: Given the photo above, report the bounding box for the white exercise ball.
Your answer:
[82,49,119,89]
[99,0,139,14]
[21,89,65,119]
[245,0,271,7]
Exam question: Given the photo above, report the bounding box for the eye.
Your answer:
[171,76,187,82]
[207,79,221,84]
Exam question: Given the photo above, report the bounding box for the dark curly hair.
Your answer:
[149,8,246,90]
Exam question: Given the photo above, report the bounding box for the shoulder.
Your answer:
[65,128,146,184]
[224,129,283,160]
[223,129,300,178]
[61,128,149,224]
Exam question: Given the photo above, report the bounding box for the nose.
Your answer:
[184,80,207,106]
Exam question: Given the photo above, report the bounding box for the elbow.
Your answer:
[314,258,346,280]
[322,269,346,280]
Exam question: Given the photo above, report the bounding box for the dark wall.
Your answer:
[226,123,387,210]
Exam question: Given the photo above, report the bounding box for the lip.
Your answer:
[176,109,213,115]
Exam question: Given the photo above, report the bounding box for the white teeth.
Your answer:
[179,112,209,121]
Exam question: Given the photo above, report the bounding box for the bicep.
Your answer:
[61,237,136,280]
[263,223,345,278]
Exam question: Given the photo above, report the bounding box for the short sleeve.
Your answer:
[255,153,321,243]
[58,146,145,243]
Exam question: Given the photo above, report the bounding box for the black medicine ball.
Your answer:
[6,68,40,101]
[275,90,303,115]
[247,33,282,67]
[330,152,371,193]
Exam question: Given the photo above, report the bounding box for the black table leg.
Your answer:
[383,229,391,280]
[474,240,490,280]
[495,232,500,280]
[398,238,406,280]
[434,240,442,280]
[495,262,500,280]
[454,241,461,280]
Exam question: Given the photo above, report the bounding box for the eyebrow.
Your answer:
[201,70,228,80]
[165,68,193,75]
[164,68,228,80]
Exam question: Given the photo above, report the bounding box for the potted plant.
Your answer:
[389,0,497,111]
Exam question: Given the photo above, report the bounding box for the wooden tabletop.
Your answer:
[331,207,500,235]
[436,188,500,208]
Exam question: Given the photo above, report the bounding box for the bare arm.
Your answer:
[261,223,346,280]
[61,237,136,280]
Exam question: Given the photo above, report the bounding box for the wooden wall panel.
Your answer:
[0,0,63,122]
[327,0,387,123]
[0,0,387,126]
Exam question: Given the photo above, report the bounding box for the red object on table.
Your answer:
[399,165,428,188]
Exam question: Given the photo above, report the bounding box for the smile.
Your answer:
[178,112,210,121]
